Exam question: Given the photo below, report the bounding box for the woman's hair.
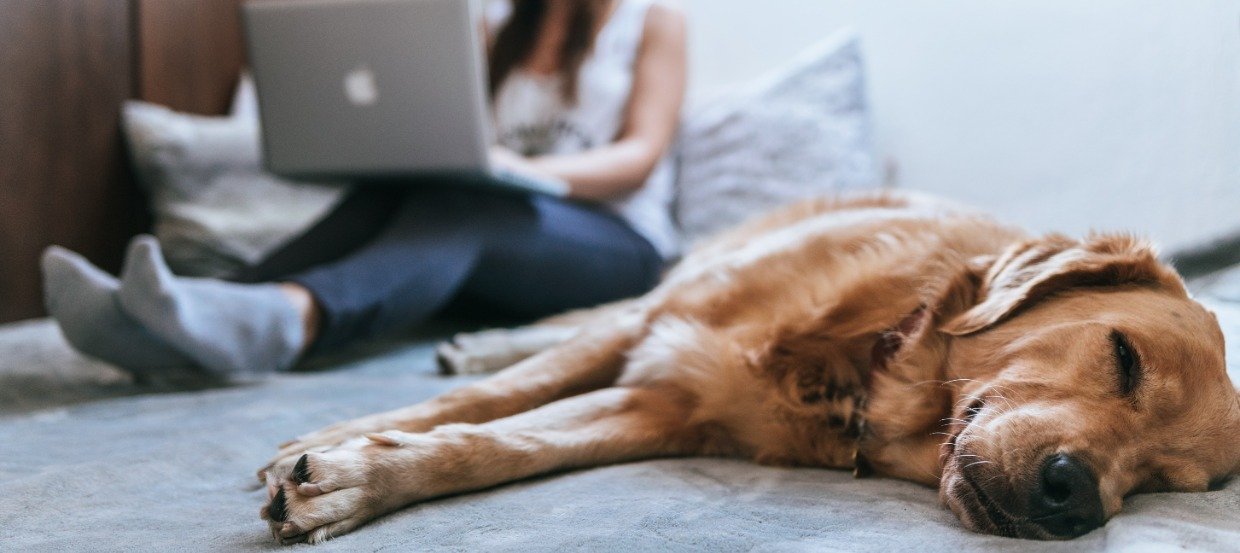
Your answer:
[488,0,611,104]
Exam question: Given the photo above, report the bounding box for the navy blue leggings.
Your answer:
[237,182,663,354]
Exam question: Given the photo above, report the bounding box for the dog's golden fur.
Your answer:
[258,192,1240,543]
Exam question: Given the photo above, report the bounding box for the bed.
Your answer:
[5,4,1240,551]
[1,268,1238,552]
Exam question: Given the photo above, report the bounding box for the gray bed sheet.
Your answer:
[2,284,1240,552]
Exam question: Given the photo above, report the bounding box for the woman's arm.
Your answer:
[513,3,688,201]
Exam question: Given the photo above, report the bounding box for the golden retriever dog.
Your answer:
[258,192,1240,543]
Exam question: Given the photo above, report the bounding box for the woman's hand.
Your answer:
[489,146,538,176]
[490,145,558,182]
[490,146,572,197]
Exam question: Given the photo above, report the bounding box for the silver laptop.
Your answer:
[242,0,567,196]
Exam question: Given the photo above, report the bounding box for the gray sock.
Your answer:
[117,236,306,375]
[41,246,194,372]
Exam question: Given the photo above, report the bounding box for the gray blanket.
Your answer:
[3,279,1240,552]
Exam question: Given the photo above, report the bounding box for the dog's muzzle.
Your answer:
[949,451,1105,539]
[1028,453,1105,538]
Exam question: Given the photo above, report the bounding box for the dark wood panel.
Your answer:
[137,0,246,115]
[0,0,249,323]
[0,0,139,323]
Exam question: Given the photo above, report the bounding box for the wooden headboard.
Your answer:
[0,0,245,323]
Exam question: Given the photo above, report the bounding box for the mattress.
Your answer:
[2,275,1239,552]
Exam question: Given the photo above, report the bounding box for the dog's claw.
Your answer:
[293,454,311,484]
[269,488,288,522]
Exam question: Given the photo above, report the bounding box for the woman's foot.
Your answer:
[117,236,307,375]
[41,246,194,372]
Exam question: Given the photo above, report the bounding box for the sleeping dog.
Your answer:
[258,192,1240,543]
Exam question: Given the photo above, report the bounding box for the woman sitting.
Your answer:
[41,0,687,377]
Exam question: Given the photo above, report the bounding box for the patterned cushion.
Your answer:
[674,29,881,245]
[121,77,345,277]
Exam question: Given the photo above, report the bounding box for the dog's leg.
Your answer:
[435,324,578,375]
[261,386,699,544]
[261,316,646,476]
[435,298,641,375]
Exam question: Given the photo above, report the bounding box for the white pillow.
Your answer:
[674,29,881,244]
[122,77,347,277]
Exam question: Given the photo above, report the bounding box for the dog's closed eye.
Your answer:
[1110,330,1141,396]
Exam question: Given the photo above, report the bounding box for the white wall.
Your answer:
[683,0,1240,253]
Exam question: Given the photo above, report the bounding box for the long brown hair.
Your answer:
[487,0,611,105]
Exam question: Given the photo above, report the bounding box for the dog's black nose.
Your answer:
[1030,453,1105,538]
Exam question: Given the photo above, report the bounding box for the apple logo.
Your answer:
[343,65,379,106]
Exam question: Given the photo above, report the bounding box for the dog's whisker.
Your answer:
[983,394,1015,412]
[983,386,1017,399]
[906,377,978,388]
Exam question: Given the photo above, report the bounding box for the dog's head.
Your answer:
[936,234,1239,539]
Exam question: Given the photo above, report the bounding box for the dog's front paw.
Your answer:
[257,414,395,482]
[259,432,416,544]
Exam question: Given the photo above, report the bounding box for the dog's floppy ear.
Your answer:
[941,233,1185,336]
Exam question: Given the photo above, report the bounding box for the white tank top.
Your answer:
[488,0,680,258]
